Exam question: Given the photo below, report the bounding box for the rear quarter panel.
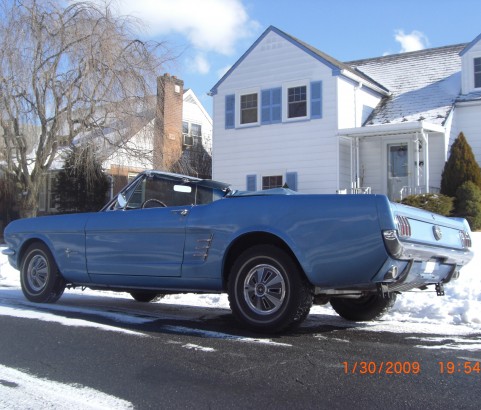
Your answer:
[185,194,390,288]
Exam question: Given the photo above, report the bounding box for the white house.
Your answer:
[210,26,481,201]
[38,75,213,213]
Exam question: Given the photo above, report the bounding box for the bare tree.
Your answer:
[171,144,212,180]
[0,0,172,217]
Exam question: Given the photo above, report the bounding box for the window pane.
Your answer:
[262,175,283,190]
[288,86,307,118]
[191,123,202,136]
[240,93,258,124]
[475,57,481,88]
[182,121,189,134]
[389,144,408,177]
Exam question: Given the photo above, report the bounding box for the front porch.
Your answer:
[338,121,447,201]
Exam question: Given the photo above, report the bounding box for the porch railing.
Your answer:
[336,187,371,194]
[400,186,440,199]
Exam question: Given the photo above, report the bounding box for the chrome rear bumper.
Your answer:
[382,230,473,266]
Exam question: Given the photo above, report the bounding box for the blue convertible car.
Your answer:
[2,171,474,332]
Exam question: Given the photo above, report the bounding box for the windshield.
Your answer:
[108,172,228,211]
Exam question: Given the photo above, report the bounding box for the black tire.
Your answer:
[130,292,164,303]
[330,293,397,321]
[228,245,313,333]
[20,242,66,303]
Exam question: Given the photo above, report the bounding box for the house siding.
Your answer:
[359,138,383,194]
[212,30,339,193]
[338,137,352,190]
[453,104,481,163]
[427,133,446,190]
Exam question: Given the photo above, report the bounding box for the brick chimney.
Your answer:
[153,73,184,170]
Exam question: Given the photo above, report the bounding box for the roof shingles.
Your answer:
[346,44,466,126]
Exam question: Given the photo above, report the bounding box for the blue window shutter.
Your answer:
[225,94,235,129]
[285,172,298,191]
[261,88,282,124]
[261,90,271,124]
[310,81,322,119]
[246,174,257,191]
[271,87,281,123]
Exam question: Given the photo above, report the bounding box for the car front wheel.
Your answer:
[330,293,397,321]
[228,245,313,333]
[20,243,66,303]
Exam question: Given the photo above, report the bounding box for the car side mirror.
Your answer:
[117,192,127,208]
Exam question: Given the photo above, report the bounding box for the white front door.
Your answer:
[387,142,409,201]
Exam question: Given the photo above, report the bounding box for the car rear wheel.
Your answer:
[228,245,313,333]
[130,292,164,303]
[20,243,66,303]
[330,293,397,321]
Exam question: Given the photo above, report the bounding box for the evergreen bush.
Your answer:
[455,181,481,231]
[400,193,454,216]
[440,132,481,197]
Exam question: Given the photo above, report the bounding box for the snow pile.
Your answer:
[1,233,480,330]
[0,364,133,410]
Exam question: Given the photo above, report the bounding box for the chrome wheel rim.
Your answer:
[26,254,49,292]
[243,264,286,315]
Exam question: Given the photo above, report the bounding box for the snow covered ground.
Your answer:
[0,234,480,407]
[1,233,480,334]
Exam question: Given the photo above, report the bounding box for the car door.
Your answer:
[85,206,190,280]
[85,173,192,281]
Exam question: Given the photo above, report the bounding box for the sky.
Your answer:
[100,0,481,115]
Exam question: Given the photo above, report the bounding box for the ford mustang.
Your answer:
[2,171,474,332]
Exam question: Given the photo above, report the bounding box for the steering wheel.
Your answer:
[141,199,167,209]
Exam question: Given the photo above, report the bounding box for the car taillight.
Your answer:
[395,215,411,238]
[459,230,472,248]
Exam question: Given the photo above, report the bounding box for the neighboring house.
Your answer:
[210,26,481,201]
[38,74,213,213]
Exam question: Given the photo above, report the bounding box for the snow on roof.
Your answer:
[456,90,481,103]
[347,44,467,126]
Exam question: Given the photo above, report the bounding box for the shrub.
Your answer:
[440,132,481,197]
[400,193,454,216]
[55,146,110,213]
[455,181,481,231]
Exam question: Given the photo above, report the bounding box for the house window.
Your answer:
[182,122,202,146]
[191,123,202,145]
[288,86,307,118]
[262,175,283,190]
[240,93,258,124]
[475,57,481,88]
[128,172,139,182]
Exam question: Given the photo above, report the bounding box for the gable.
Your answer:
[460,33,481,95]
[210,26,386,96]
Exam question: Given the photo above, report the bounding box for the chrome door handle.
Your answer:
[172,209,189,216]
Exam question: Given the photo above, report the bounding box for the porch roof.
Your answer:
[338,121,445,138]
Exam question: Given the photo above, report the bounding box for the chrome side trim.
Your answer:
[382,230,474,266]
[192,234,214,261]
